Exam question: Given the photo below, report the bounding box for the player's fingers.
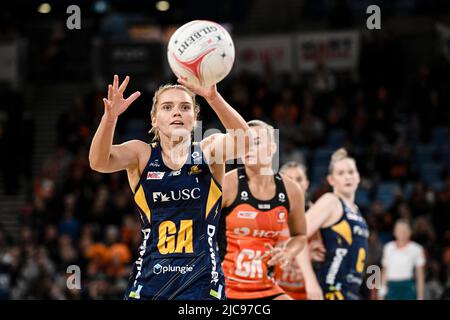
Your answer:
[119,75,130,94]
[268,252,284,265]
[108,85,113,101]
[113,74,119,90]
[177,78,188,86]
[177,78,198,92]
[124,91,141,107]
[103,98,111,109]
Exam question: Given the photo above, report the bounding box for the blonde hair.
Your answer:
[328,148,356,174]
[280,161,307,176]
[247,119,275,142]
[149,84,200,141]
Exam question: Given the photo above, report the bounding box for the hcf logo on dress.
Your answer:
[152,188,201,202]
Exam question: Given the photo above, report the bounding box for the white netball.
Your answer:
[167,20,235,87]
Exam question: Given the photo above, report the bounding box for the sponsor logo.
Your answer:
[353,225,370,238]
[326,248,348,285]
[131,229,151,292]
[153,263,194,275]
[240,191,249,201]
[152,188,201,202]
[169,169,182,176]
[191,151,202,163]
[188,165,202,175]
[233,227,281,238]
[147,171,165,180]
[345,211,365,223]
[234,227,250,236]
[176,25,219,56]
[258,203,271,210]
[237,211,258,219]
[278,193,286,203]
[346,273,363,285]
[149,159,160,167]
[207,225,219,285]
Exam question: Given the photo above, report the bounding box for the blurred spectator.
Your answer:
[380,219,426,300]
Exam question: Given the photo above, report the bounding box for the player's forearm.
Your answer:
[89,115,117,170]
[296,245,318,287]
[286,235,307,260]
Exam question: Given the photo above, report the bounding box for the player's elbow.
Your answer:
[89,155,107,173]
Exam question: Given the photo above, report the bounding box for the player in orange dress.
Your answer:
[273,161,323,300]
[218,120,307,300]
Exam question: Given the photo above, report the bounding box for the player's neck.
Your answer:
[160,135,190,152]
[245,165,274,185]
[333,191,356,209]
[159,135,191,162]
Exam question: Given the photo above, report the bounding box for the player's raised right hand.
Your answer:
[103,75,141,121]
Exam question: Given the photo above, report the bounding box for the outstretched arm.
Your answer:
[178,80,250,163]
[89,75,142,173]
[296,245,323,300]
[305,193,339,238]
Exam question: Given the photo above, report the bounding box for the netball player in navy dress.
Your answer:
[89,75,250,300]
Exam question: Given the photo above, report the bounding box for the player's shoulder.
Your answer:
[224,168,239,181]
[124,139,151,159]
[279,173,303,195]
[122,139,150,149]
[316,192,341,207]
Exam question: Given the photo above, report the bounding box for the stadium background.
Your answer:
[0,0,449,299]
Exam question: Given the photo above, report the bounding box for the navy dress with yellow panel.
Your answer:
[125,141,225,300]
[317,197,369,300]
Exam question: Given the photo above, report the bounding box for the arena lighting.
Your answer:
[38,3,51,14]
[93,1,108,14]
[156,1,170,12]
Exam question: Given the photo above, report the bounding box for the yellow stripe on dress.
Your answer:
[205,178,222,220]
[331,219,353,245]
[134,185,151,222]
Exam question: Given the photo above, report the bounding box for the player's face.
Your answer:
[243,126,276,167]
[394,223,411,242]
[328,159,360,196]
[283,167,309,192]
[152,89,195,141]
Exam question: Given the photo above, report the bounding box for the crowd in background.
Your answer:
[1,29,450,299]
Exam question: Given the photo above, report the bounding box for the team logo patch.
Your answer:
[147,171,165,180]
[237,211,258,219]
[278,192,286,203]
[240,191,249,201]
[277,211,286,224]
[188,165,202,175]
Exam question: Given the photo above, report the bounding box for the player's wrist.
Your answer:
[102,114,118,124]
[205,90,220,104]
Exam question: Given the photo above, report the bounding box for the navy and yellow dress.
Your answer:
[317,197,369,300]
[125,141,225,300]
